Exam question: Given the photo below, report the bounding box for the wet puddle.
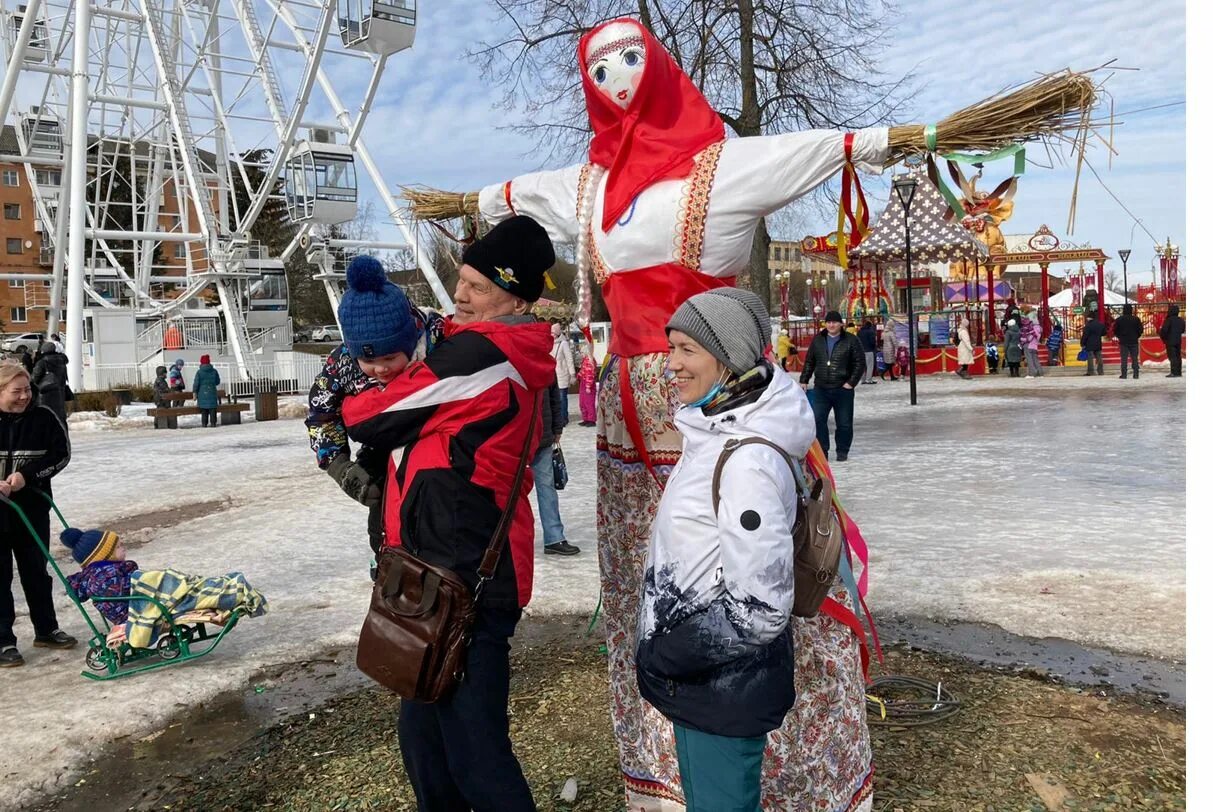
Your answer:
[876,613,1185,707]
[35,650,366,811]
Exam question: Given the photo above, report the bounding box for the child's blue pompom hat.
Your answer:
[337,255,420,360]
[61,527,119,566]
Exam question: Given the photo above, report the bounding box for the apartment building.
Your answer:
[0,123,216,334]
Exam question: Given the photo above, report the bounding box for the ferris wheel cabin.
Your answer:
[338,0,416,54]
[20,107,62,155]
[283,135,357,224]
[9,5,48,62]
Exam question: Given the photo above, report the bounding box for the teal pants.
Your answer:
[673,724,766,811]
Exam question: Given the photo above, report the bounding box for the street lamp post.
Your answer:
[778,270,791,326]
[892,174,919,405]
[1118,248,1131,312]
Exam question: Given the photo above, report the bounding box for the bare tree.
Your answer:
[471,0,916,307]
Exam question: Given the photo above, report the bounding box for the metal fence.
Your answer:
[85,353,324,396]
[1054,301,1184,341]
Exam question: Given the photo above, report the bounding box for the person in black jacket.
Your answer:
[799,311,865,461]
[17,348,33,376]
[1159,305,1185,377]
[857,321,878,384]
[532,379,579,556]
[1081,314,1106,376]
[1112,305,1145,379]
[31,345,70,424]
[0,362,75,667]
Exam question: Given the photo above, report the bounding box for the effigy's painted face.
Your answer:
[585,22,646,110]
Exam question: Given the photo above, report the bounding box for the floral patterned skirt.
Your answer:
[596,353,874,812]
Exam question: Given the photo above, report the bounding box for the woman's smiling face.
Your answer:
[666,330,727,405]
[585,22,646,110]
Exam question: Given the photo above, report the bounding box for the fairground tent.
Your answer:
[1048,289,1136,308]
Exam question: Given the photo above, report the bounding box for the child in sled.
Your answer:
[62,527,267,648]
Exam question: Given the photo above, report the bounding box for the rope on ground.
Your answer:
[586,589,603,636]
[866,675,962,727]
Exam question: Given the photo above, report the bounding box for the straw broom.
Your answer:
[886,69,1097,164]
[400,69,1099,222]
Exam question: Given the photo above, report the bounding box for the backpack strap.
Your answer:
[711,437,806,517]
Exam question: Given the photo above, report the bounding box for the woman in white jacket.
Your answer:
[550,322,577,424]
[637,288,813,810]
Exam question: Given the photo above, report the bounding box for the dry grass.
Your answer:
[398,187,480,223]
[888,70,1098,163]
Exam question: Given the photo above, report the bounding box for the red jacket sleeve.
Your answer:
[343,330,515,450]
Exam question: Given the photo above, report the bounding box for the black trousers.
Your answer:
[1119,344,1140,376]
[397,607,536,812]
[810,387,855,457]
[1166,344,1183,375]
[1,507,59,649]
[1086,350,1104,375]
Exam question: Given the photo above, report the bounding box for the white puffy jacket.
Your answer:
[636,367,815,737]
[552,335,576,388]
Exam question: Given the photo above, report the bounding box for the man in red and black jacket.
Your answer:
[343,216,555,812]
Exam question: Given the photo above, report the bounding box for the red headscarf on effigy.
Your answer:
[579,19,725,232]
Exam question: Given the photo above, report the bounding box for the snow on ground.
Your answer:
[1,372,1185,807]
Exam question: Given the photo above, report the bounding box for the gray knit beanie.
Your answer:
[666,288,771,374]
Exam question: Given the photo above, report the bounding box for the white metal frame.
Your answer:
[0,0,447,388]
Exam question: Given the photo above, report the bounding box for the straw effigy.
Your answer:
[400,69,1099,223]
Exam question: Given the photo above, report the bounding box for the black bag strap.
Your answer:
[711,437,806,517]
[473,391,542,600]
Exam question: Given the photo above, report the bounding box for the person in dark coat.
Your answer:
[1112,305,1144,379]
[799,310,865,461]
[152,366,171,408]
[0,362,75,667]
[857,321,878,385]
[1159,305,1185,377]
[532,380,578,556]
[1081,314,1107,376]
[30,345,69,423]
[17,348,33,375]
[1003,321,1023,377]
[191,354,222,427]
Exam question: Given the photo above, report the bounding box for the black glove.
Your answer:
[327,453,382,507]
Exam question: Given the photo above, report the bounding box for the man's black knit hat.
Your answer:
[462,216,555,303]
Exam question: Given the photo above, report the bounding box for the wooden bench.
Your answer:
[161,389,228,405]
[148,401,249,429]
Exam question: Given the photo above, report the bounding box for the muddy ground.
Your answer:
[35,615,1185,811]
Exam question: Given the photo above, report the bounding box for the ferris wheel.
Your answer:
[0,0,449,388]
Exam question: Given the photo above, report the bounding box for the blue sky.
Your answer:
[346,0,1185,287]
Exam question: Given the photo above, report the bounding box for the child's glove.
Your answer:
[327,453,383,507]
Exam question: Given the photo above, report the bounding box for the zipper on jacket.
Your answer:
[666,678,677,696]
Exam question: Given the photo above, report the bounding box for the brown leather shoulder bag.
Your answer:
[356,394,540,702]
[711,437,844,618]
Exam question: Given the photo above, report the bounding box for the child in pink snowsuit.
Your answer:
[578,353,598,426]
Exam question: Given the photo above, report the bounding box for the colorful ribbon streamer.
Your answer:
[836,133,871,268]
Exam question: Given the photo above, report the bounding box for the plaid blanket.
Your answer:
[125,569,268,649]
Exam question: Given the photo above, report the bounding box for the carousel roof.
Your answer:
[851,165,988,265]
